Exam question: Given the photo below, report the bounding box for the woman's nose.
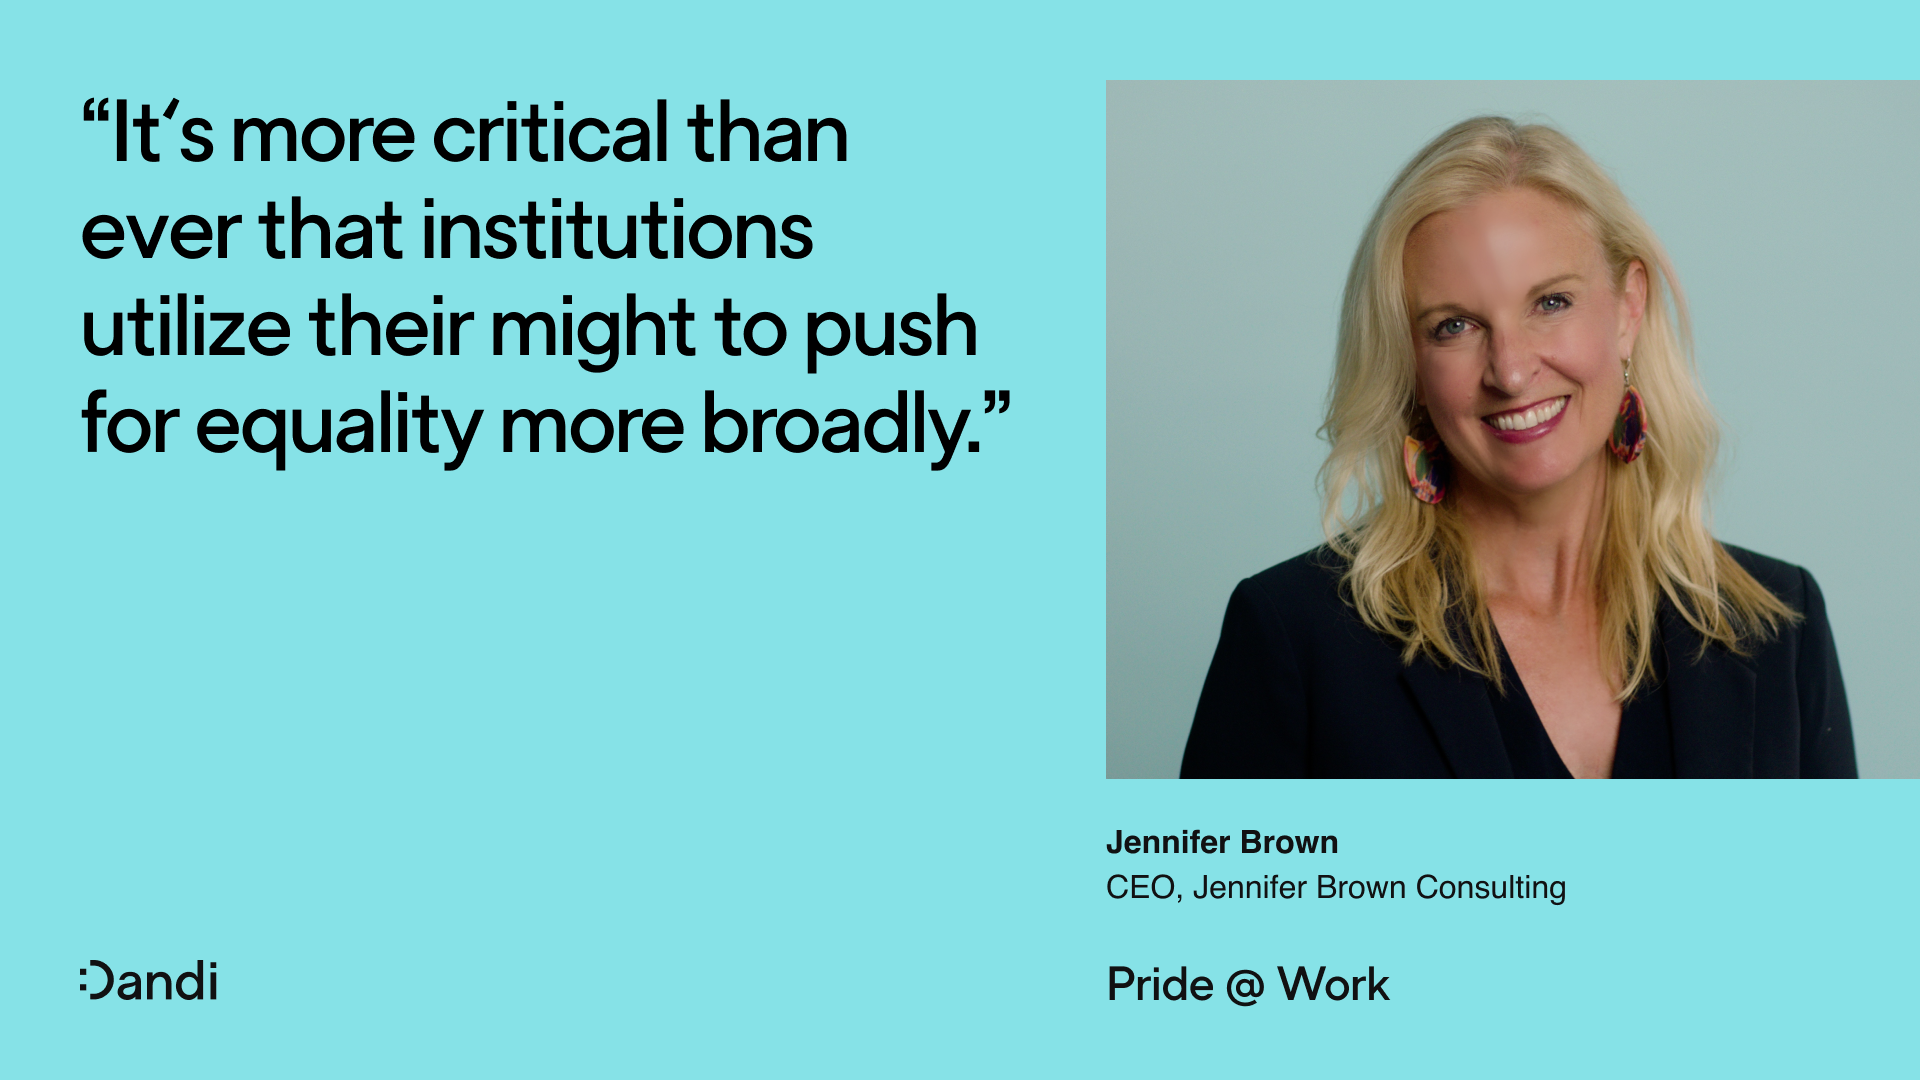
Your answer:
[1483,329,1539,396]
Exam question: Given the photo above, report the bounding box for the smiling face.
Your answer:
[1403,186,1646,507]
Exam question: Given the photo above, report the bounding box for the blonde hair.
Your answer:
[1320,115,1796,697]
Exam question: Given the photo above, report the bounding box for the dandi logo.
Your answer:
[81,960,217,1001]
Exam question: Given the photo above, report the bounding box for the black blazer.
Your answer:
[1181,544,1855,778]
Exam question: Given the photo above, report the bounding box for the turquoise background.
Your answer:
[4,3,1914,1076]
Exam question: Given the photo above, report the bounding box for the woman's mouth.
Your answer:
[1482,395,1569,443]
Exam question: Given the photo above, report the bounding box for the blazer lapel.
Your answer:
[1401,657,1514,778]
[1661,605,1757,777]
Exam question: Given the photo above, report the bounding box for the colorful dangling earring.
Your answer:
[1403,410,1448,504]
[1608,355,1648,464]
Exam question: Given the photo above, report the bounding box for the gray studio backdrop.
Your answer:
[1108,81,1920,779]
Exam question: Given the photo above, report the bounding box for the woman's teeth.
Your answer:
[1488,396,1567,432]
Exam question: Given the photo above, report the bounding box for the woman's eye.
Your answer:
[1540,293,1571,313]
[1435,317,1470,338]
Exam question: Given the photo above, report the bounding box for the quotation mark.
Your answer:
[83,98,177,121]
[970,390,1010,453]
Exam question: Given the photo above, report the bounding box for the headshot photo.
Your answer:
[1107,82,1920,779]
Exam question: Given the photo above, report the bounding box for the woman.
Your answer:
[1181,116,1854,778]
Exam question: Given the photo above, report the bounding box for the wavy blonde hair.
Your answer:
[1320,115,1795,697]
